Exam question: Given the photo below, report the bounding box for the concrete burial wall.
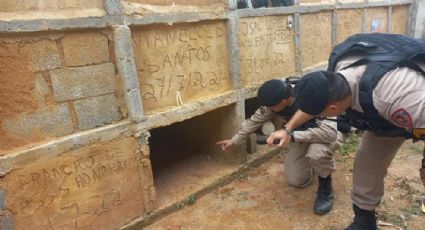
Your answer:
[0,0,421,229]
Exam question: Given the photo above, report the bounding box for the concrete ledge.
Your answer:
[0,121,131,176]
[368,0,413,7]
[335,2,365,9]
[0,2,413,33]
[121,147,281,230]
[134,92,237,131]
[237,5,335,18]
[0,16,120,33]
[123,12,227,27]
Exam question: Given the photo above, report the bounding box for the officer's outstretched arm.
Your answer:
[267,110,313,147]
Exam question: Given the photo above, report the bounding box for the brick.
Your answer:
[74,94,122,130]
[20,39,61,71]
[61,32,110,67]
[50,63,116,102]
[2,104,74,138]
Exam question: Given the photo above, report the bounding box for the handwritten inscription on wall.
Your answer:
[366,7,388,33]
[336,9,363,43]
[0,137,145,230]
[132,21,232,114]
[300,11,333,68]
[391,5,409,34]
[239,16,296,87]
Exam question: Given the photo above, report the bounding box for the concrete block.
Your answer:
[114,26,140,92]
[126,89,144,122]
[0,189,5,209]
[50,63,116,102]
[20,39,61,71]
[74,94,122,130]
[105,0,121,15]
[0,210,14,230]
[2,104,74,138]
[61,32,110,67]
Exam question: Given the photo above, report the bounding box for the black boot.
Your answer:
[314,175,333,215]
[344,204,377,230]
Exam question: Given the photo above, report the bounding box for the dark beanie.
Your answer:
[257,79,292,107]
[293,71,329,115]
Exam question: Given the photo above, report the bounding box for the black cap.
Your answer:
[293,71,329,115]
[257,79,292,107]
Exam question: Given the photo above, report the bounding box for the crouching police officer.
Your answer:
[217,79,343,215]
[267,33,425,229]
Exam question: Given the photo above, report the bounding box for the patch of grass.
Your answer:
[379,202,423,230]
[407,143,424,155]
[339,133,361,155]
[379,211,406,229]
[400,204,422,217]
[177,194,197,209]
[397,178,418,196]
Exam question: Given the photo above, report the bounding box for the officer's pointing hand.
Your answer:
[216,139,233,151]
[267,129,290,147]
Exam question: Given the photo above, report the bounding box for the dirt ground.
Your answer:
[145,135,425,230]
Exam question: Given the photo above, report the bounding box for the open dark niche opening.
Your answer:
[149,104,244,208]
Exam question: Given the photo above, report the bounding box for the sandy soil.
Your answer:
[145,135,425,230]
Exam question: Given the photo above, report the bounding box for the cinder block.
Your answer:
[2,104,74,138]
[50,63,116,102]
[74,94,122,130]
[61,32,110,67]
[20,39,61,71]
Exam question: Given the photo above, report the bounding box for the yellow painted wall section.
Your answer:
[0,137,152,230]
[300,11,333,69]
[336,8,364,43]
[132,21,233,114]
[239,15,296,87]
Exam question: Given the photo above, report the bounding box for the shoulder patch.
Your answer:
[390,108,413,129]
[260,106,266,114]
[413,128,425,140]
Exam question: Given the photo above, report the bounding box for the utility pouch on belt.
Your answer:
[420,147,425,187]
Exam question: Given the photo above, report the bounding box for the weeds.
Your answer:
[177,194,197,209]
[407,143,424,155]
[339,133,360,155]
